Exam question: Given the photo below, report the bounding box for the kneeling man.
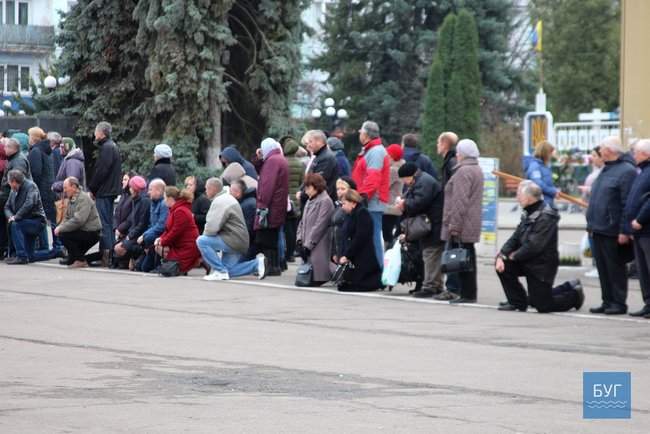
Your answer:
[496,181,584,312]
[197,178,267,281]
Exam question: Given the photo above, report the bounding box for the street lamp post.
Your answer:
[311,97,349,132]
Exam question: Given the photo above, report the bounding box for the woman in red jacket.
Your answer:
[154,186,201,274]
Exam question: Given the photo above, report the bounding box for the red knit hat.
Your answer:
[129,176,147,192]
[386,144,403,161]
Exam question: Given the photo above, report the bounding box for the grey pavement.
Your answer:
[1,259,648,433]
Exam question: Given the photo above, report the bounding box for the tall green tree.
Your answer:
[530,0,620,121]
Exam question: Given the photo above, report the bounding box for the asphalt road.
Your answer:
[1,261,648,433]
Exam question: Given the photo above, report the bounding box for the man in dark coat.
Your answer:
[402,133,438,180]
[4,170,46,264]
[27,130,56,224]
[88,121,123,266]
[253,138,289,275]
[230,179,257,260]
[327,137,351,177]
[496,180,585,312]
[0,139,31,257]
[586,136,638,315]
[623,139,650,318]
[298,130,338,203]
[396,162,444,298]
[220,145,258,180]
[148,144,176,186]
[437,132,459,187]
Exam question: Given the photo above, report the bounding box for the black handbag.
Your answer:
[158,259,180,277]
[295,262,314,287]
[331,262,352,285]
[441,240,473,274]
[400,214,432,242]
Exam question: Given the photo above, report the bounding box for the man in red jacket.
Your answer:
[352,121,390,267]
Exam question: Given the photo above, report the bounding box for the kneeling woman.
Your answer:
[337,190,383,292]
[154,187,201,275]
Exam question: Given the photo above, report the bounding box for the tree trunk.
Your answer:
[206,82,223,170]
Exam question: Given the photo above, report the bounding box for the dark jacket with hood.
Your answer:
[125,192,151,240]
[238,187,257,238]
[327,137,351,177]
[4,179,46,224]
[623,159,650,237]
[52,148,86,193]
[402,170,444,245]
[148,157,176,187]
[340,203,382,291]
[192,178,212,234]
[403,146,438,180]
[586,157,637,237]
[28,139,56,222]
[221,146,258,180]
[500,200,560,284]
[89,137,122,198]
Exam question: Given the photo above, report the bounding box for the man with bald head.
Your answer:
[437,131,459,187]
[587,136,637,315]
[624,139,650,317]
[136,178,169,272]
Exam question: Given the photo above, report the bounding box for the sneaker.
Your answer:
[433,291,459,301]
[584,268,599,278]
[5,256,28,265]
[257,254,268,280]
[203,270,230,281]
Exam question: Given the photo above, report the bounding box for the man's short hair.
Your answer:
[635,139,650,155]
[600,136,623,154]
[361,121,380,139]
[518,180,543,200]
[5,138,19,152]
[439,132,459,148]
[230,179,247,195]
[64,176,80,189]
[205,177,222,193]
[47,132,63,144]
[402,133,418,148]
[301,130,327,147]
[8,170,25,184]
[95,121,112,137]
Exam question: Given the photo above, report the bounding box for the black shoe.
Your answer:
[589,305,606,314]
[59,257,73,266]
[574,285,585,311]
[498,303,526,312]
[450,298,476,304]
[629,306,650,317]
[498,300,509,307]
[5,257,28,265]
[413,289,437,298]
[643,312,650,319]
[604,306,627,315]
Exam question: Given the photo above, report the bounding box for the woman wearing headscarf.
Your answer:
[148,144,176,186]
[52,138,85,193]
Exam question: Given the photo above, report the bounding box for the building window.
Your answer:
[6,65,18,92]
[20,66,29,91]
[0,66,4,93]
[18,1,27,25]
[5,1,15,25]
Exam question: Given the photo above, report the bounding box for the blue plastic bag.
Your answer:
[382,241,402,287]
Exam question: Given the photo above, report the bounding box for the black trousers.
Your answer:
[284,217,298,260]
[382,214,400,247]
[60,230,100,262]
[633,237,650,306]
[592,233,628,310]
[497,260,578,312]
[458,242,477,300]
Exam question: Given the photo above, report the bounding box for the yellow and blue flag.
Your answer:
[530,20,543,52]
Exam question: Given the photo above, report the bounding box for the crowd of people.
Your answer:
[2,120,650,317]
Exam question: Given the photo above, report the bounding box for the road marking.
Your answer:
[32,262,650,324]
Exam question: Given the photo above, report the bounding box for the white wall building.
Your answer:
[0,0,76,97]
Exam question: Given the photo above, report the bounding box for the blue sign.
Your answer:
[583,372,631,419]
[478,158,499,256]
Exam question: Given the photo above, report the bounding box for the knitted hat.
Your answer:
[154,143,173,159]
[456,139,480,158]
[327,137,344,151]
[261,137,281,159]
[398,162,418,178]
[129,175,147,192]
[386,144,403,161]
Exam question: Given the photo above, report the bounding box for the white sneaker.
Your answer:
[203,270,230,281]
[257,253,267,280]
[584,268,599,278]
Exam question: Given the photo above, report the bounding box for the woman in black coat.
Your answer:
[184,176,212,234]
[337,189,383,292]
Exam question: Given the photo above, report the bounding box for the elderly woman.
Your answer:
[154,186,201,274]
[113,176,150,268]
[337,189,383,292]
[523,140,558,207]
[296,173,335,285]
[148,144,176,186]
[52,138,85,193]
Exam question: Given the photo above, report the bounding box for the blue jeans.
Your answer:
[369,211,384,268]
[278,224,286,261]
[95,196,115,251]
[196,234,258,277]
[10,218,45,260]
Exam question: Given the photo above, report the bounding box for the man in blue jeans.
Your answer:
[196,178,267,281]
[87,121,122,266]
[4,170,46,264]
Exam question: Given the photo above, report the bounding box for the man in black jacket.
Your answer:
[402,133,438,180]
[396,162,444,298]
[4,170,46,264]
[0,139,31,257]
[586,136,638,315]
[88,121,123,266]
[298,130,338,203]
[437,132,458,187]
[496,181,584,313]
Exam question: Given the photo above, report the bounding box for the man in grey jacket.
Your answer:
[196,178,267,281]
[4,170,46,264]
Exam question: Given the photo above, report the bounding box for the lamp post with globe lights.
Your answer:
[311,97,348,132]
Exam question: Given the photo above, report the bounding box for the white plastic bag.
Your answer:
[382,241,402,287]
